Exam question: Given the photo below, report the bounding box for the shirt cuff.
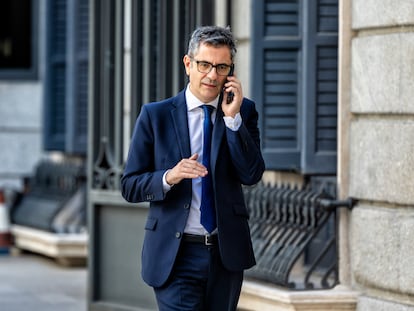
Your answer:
[162,169,173,193]
[223,113,242,131]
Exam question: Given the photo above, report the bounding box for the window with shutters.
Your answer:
[44,0,89,154]
[252,0,338,175]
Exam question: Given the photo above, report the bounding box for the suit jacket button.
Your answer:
[175,232,181,239]
[183,204,190,209]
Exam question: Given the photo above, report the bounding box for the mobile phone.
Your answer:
[226,65,235,104]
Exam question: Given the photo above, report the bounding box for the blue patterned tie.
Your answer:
[200,105,216,233]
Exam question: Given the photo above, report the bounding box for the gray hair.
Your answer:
[187,25,237,61]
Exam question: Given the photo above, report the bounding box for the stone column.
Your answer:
[349,0,414,310]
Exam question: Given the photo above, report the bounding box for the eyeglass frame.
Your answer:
[190,57,234,76]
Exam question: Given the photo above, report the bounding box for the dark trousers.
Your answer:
[153,240,243,311]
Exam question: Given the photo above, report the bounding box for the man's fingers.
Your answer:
[169,154,208,185]
[183,162,207,175]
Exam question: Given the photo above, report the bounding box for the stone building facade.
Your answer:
[346,0,414,310]
[238,0,414,310]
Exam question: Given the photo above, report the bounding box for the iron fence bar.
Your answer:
[319,198,356,211]
[244,183,355,290]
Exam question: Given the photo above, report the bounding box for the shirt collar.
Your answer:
[185,84,219,112]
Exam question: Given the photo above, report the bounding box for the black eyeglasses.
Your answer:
[191,58,233,76]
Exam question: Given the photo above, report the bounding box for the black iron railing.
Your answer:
[244,182,353,290]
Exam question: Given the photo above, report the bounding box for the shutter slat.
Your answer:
[263,47,298,151]
[265,95,297,104]
[77,2,89,52]
[265,106,297,116]
[72,0,89,154]
[270,118,297,127]
[266,73,297,82]
[52,1,67,53]
[45,0,67,151]
[265,84,297,93]
[318,0,338,32]
[317,117,337,128]
[265,1,299,36]
[317,94,337,105]
[266,2,299,12]
[318,82,337,92]
[317,129,337,139]
[75,61,88,137]
[316,45,337,153]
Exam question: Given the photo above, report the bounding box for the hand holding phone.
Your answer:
[226,65,235,104]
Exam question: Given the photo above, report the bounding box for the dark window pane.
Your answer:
[0,0,32,69]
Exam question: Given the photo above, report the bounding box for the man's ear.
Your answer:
[183,55,191,76]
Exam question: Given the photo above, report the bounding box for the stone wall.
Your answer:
[349,0,414,309]
[0,1,45,190]
[0,82,43,190]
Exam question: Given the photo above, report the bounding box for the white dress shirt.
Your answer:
[163,85,242,235]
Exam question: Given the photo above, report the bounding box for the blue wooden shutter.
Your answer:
[44,0,67,151]
[252,0,338,174]
[66,0,89,154]
[252,0,301,171]
[44,0,89,154]
[302,0,338,174]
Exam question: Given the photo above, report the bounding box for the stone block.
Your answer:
[0,132,42,175]
[357,296,414,311]
[400,214,414,292]
[349,118,414,205]
[351,33,414,114]
[238,281,358,311]
[351,206,414,296]
[11,225,87,267]
[353,0,414,29]
[0,83,42,128]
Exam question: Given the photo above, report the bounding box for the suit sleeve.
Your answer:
[121,106,166,203]
[225,99,265,185]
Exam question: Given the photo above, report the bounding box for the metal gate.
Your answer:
[87,0,214,310]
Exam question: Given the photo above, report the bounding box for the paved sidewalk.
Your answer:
[0,252,87,311]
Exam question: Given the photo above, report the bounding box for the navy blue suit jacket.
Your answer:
[121,89,265,288]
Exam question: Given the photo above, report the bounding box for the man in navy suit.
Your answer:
[121,25,265,310]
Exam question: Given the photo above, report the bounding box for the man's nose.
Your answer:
[207,67,218,79]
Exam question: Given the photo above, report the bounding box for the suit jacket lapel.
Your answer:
[171,91,191,159]
[211,104,225,173]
